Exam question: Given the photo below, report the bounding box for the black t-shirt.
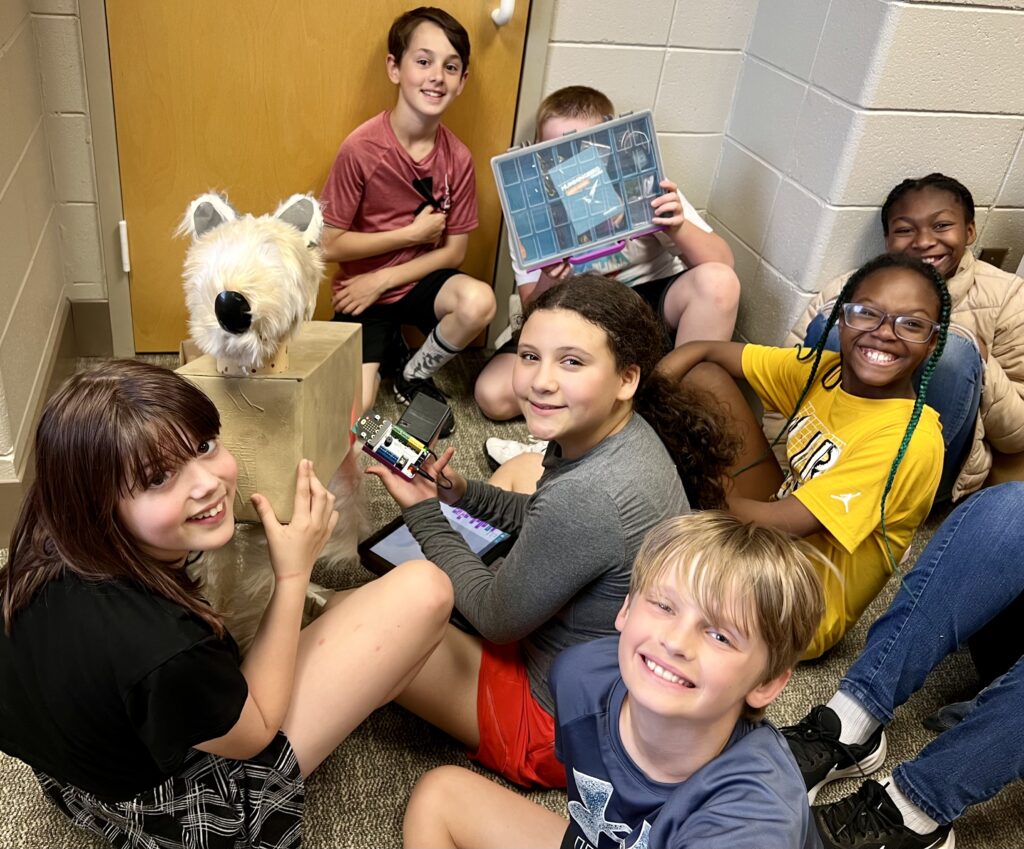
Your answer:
[0,570,248,802]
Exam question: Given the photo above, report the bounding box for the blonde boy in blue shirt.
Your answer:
[403,512,825,849]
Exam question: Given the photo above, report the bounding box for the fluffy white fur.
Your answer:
[188,452,369,654]
[179,193,324,372]
[177,191,368,652]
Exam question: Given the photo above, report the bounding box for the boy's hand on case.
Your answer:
[406,206,447,247]
[542,260,572,281]
[332,270,390,315]
[651,179,685,231]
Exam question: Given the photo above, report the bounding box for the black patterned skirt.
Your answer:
[37,731,304,849]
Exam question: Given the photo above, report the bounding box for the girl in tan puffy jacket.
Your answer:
[789,174,1024,502]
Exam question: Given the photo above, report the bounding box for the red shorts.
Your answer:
[469,641,565,789]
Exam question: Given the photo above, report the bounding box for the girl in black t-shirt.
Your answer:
[0,360,453,848]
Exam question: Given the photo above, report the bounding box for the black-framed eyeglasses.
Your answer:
[840,303,939,343]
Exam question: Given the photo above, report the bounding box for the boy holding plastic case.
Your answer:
[320,7,496,420]
[478,87,740,467]
[402,512,825,849]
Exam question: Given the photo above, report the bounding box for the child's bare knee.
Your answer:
[393,559,454,620]
[409,765,465,806]
[474,377,517,421]
[457,282,497,327]
[404,766,468,841]
[691,262,741,309]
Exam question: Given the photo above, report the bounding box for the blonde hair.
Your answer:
[630,512,826,719]
[534,86,615,141]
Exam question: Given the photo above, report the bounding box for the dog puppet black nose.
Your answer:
[214,291,252,334]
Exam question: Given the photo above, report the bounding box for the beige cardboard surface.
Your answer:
[179,338,204,365]
[176,321,362,521]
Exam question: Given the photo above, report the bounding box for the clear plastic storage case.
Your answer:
[492,111,666,272]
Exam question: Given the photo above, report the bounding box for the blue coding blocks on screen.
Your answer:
[492,111,665,272]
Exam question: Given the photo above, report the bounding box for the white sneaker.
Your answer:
[484,436,548,470]
[491,293,523,349]
[492,323,514,349]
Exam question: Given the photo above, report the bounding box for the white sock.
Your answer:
[827,690,882,745]
[403,327,462,381]
[882,778,942,835]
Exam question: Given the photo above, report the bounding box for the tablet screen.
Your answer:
[369,503,511,566]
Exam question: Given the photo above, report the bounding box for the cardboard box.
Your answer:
[176,321,362,522]
[179,338,204,365]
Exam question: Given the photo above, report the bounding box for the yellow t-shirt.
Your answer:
[742,345,943,657]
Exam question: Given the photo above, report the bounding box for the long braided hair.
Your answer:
[778,253,951,567]
[524,274,739,509]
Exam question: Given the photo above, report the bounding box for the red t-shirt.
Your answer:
[321,111,478,304]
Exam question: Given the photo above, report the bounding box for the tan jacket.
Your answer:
[784,252,1024,500]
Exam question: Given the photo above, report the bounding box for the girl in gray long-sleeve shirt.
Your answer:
[368,275,737,789]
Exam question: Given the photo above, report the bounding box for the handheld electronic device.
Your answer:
[359,503,512,577]
[396,391,454,445]
[351,412,431,480]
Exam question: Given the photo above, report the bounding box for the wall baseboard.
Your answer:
[72,300,115,357]
[0,302,77,544]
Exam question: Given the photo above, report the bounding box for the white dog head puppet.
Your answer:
[178,193,324,374]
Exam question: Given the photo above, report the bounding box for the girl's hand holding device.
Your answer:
[368,446,467,509]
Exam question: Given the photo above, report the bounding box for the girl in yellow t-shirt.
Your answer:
[658,253,950,657]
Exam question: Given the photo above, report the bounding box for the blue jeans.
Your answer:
[837,482,1024,824]
[804,315,982,501]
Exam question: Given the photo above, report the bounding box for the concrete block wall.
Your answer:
[32,0,104,301]
[707,0,1024,345]
[540,0,760,215]
[0,0,68,469]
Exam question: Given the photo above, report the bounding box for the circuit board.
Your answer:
[352,413,430,480]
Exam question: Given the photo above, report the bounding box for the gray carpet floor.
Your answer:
[1,351,1021,847]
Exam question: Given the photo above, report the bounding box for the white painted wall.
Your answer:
[539,0,760,215]
[0,0,71,472]
[708,0,1024,343]
[33,0,105,301]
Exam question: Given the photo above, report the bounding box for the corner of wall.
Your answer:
[709,0,1024,344]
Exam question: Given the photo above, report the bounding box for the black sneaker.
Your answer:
[379,335,411,381]
[782,705,887,803]
[393,373,455,438]
[814,779,954,849]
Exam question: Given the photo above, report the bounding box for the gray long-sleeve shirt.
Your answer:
[402,414,688,713]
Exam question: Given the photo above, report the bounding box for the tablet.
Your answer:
[359,503,513,577]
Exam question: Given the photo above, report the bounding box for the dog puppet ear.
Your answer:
[177,193,238,241]
[273,193,324,247]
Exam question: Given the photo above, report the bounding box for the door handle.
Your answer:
[491,0,515,25]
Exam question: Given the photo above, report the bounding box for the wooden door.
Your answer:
[107,1,530,351]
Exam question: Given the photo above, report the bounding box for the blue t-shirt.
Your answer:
[551,638,821,849]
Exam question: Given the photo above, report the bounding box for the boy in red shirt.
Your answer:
[321,7,495,426]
